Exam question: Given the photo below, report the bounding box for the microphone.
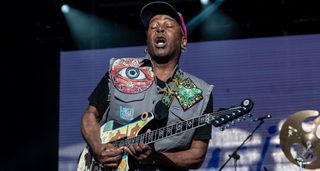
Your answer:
[253,114,272,122]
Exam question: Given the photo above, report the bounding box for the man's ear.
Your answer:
[181,36,188,50]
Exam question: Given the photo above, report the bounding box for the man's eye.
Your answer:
[166,24,173,28]
[118,67,146,80]
[150,23,157,29]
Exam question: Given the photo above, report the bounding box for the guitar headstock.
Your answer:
[212,99,254,130]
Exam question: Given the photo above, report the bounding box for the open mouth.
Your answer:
[154,36,167,48]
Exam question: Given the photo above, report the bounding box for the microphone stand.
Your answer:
[218,120,265,171]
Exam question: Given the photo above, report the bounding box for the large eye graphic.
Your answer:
[118,66,146,80]
[110,58,154,94]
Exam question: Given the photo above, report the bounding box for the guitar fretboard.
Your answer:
[111,106,243,148]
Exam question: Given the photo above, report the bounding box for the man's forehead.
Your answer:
[149,14,178,24]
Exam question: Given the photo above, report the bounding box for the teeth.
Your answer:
[157,42,164,45]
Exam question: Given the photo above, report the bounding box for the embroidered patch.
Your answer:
[110,58,154,94]
[176,78,203,110]
[119,106,134,121]
[161,70,203,111]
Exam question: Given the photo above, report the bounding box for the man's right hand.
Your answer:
[92,143,124,168]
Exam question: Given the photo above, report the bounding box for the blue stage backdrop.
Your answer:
[59,34,320,171]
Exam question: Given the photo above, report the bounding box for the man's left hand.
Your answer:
[125,143,154,163]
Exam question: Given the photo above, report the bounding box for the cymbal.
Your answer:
[280,110,320,169]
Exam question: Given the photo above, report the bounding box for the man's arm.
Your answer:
[80,105,103,156]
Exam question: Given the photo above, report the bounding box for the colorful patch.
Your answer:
[176,78,203,110]
[110,58,154,94]
[161,69,203,111]
[119,106,134,121]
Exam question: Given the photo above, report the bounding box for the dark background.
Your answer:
[3,0,319,170]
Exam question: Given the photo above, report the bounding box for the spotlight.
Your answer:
[61,4,70,14]
[200,0,209,6]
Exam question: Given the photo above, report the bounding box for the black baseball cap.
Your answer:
[140,1,187,37]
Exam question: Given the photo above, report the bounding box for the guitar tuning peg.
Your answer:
[224,123,230,128]
[214,120,220,124]
[236,118,241,123]
[231,120,236,125]
[220,126,225,131]
[247,113,253,118]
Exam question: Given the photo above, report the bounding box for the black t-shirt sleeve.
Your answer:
[88,72,110,115]
[193,93,213,140]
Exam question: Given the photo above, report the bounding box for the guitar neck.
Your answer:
[111,107,242,148]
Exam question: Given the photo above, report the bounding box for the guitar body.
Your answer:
[77,112,154,171]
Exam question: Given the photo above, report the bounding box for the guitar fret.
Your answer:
[182,121,187,131]
[153,130,158,142]
[187,120,193,129]
[200,115,206,124]
[166,126,172,136]
[205,114,210,123]
[129,138,134,145]
[194,117,199,127]
[133,136,137,144]
[117,140,123,147]
[147,132,152,143]
[158,128,164,139]
[141,134,146,144]
[153,130,157,142]
[177,123,182,133]
[113,141,119,148]
[172,124,177,134]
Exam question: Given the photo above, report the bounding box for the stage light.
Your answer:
[187,0,224,33]
[200,0,209,6]
[61,4,70,14]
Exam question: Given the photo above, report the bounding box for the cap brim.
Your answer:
[140,1,182,28]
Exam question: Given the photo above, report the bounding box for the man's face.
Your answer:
[146,14,186,61]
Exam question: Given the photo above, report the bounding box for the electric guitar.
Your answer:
[77,99,254,171]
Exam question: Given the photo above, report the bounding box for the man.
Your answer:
[79,1,214,171]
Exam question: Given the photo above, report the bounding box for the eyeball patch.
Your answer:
[110,58,154,94]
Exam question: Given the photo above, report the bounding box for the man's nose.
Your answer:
[156,26,164,33]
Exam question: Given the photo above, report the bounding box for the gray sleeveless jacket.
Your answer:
[105,55,213,170]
